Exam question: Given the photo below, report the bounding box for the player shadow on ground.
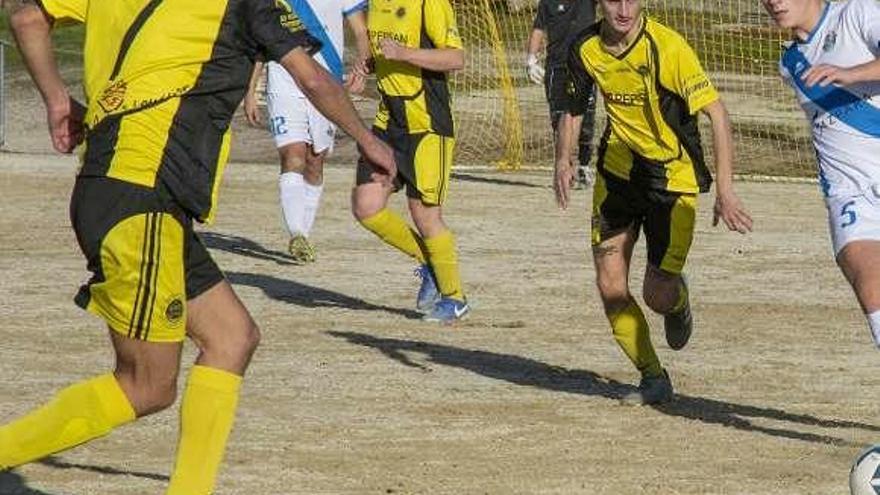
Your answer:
[451,172,546,189]
[0,457,168,494]
[0,471,56,495]
[227,271,422,319]
[37,457,168,482]
[328,331,879,446]
[200,231,300,266]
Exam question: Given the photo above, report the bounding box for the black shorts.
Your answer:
[356,127,454,206]
[70,177,224,342]
[591,170,698,275]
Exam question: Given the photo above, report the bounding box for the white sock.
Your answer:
[868,310,880,348]
[302,181,323,236]
[279,172,306,237]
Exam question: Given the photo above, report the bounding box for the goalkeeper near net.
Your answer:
[527,0,598,186]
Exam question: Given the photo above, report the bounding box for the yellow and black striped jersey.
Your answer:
[567,17,719,193]
[38,0,320,222]
[368,0,462,136]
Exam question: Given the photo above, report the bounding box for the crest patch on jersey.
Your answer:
[822,31,837,52]
[98,80,128,113]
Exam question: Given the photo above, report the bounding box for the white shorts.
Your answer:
[265,68,336,153]
[826,185,880,256]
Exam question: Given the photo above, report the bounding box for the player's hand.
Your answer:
[47,96,85,154]
[243,92,262,127]
[713,190,753,234]
[379,39,407,62]
[554,160,575,210]
[345,70,366,95]
[359,136,397,183]
[526,54,544,85]
[801,64,857,87]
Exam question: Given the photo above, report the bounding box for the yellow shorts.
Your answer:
[70,177,224,342]
[357,127,455,206]
[592,170,698,275]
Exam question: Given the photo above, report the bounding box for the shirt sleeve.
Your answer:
[424,0,463,50]
[565,32,595,116]
[533,0,547,31]
[343,0,368,17]
[661,34,719,114]
[37,0,87,24]
[244,0,322,63]
[854,0,880,54]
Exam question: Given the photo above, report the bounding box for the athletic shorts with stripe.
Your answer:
[70,177,224,343]
[356,127,454,206]
[591,169,697,275]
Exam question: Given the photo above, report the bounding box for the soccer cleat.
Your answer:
[622,369,674,405]
[288,234,316,264]
[422,297,470,323]
[664,277,693,350]
[414,264,440,312]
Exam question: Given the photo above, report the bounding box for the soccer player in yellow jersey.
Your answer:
[352,0,468,323]
[554,0,752,404]
[3,0,393,493]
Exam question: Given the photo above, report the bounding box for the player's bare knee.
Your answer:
[116,369,178,416]
[351,190,382,221]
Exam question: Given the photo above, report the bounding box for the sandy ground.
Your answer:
[0,143,878,494]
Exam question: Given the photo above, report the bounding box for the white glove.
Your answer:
[526,54,544,85]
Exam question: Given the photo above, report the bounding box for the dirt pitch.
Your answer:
[1,143,879,494]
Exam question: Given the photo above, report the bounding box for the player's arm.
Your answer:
[526,28,545,85]
[243,60,264,126]
[803,0,880,87]
[378,40,464,72]
[379,0,464,73]
[343,9,369,94]
[7,0,84,153]
[701,99,752,234]
[246,0,394,177]
[279,48,395,177]
[553,34,592,210]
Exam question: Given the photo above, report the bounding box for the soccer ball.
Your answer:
[851,445,880,495]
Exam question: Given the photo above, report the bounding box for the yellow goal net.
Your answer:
[451,0,816,178]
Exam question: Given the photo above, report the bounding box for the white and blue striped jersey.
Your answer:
[267,0,367,97]
[780,0,880,197]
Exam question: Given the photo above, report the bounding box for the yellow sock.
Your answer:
[0,373,135,469]
[609,301,663,378]
[359,208,428,263]
[166,365,242,495]
[424,230,464,301]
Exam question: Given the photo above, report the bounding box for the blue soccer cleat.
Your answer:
[423,297,470,323]
[415,264,440,312]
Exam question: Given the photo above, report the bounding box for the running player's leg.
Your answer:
[838,241,880,345]
[301,145,328,237]
[0,178,191,469]
[825,193,880,344]
[404,133,466,320]
[592,173,665,389]
[352,129,430,265]
[278,142,318,262]
[166,279,259,495]
[642,191,697,350]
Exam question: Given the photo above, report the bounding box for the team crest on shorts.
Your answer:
[98,80,128,113]
[165,298,184,326]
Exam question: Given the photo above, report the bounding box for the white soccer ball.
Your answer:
[851,445,880,495]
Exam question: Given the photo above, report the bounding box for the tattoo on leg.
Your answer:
[593,244,619,257]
